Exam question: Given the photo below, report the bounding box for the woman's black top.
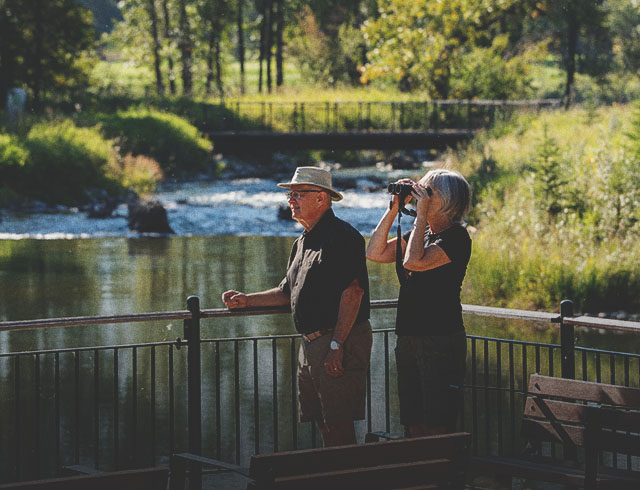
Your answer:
[395,224,471,336]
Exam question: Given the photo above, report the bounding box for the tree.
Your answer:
[0,0,95,108]
[236,0,246,94]
[361,0,520,96]
[177,0,193,95]
[145,0,165,95]
[161,0,177,95]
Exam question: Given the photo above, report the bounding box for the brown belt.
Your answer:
[302,328,333,342]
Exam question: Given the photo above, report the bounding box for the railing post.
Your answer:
[560,299,575,379]
[185,295,202,490]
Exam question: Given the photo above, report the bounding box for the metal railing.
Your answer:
[0,297,638,486]
[148,98,561,133]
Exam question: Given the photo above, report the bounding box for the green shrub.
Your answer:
[23,120,121,205]
[0,133,30,206]
[107,153,163,196]
[97,109,213,177]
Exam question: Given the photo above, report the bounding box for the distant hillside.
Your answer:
[76,0,121,34]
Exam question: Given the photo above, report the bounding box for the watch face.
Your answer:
[330,340,340,350]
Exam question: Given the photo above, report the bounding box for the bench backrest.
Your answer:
[522,374,640,455]
[248,432,471,489]
[0,467,169,490]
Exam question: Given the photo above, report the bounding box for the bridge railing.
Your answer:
[0,297,637,485]
[170,98,561,133]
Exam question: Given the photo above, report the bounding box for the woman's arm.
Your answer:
[366,194,408,263]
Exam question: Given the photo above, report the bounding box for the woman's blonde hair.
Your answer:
[419,169,471,223]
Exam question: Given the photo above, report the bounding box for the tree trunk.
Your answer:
[215,35,224,98]
[32,1,44,109]
[564,9,578,108]
[265,0,273,93]
[206,29,215,95]
[258,0,265,93]
[237,0,246,94]
[161,0,176,95]
[275,0,284,87]
[178,0,193,96]
[146,0,164,95]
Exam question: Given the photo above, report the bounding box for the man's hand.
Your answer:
[324,348,344,377]
[222,290,248,309]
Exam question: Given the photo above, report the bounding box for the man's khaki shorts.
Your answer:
[297,320,372,424]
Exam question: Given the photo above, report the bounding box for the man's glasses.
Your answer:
[285,190,322,200]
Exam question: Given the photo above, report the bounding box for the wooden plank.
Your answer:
[524,397,588,424]
[520,419,585,447]
[0,467,169,490]
[249,433,470,481]
[471,456,586,487]
[565,315,640,333]
[528,375,640,407]
[274,459,456,490]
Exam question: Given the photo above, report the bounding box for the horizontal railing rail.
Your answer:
[1,297,638,487]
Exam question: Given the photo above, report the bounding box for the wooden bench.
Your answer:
[471,374,640,490]
[0,467,169,490]
[171,432,471,489]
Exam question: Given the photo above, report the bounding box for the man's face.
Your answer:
[286,184,326,224]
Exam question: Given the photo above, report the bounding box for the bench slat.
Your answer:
[528,374,640,407]
[274,459,456,490]
[0,467,169,490]
[249,432,470,481]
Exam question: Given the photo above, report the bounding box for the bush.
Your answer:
[107,153,163,196]
[0,133,29,206]
[97,109,213,177]
[23,120,121,205]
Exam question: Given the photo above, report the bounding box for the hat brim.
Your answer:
[277,182,343,201]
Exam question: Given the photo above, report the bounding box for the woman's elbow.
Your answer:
[403,257,420,271]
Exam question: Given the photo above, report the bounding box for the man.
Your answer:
[222,166,372,447]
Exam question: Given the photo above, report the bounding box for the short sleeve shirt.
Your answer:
[395,224,471,336]
[278,209,370,334]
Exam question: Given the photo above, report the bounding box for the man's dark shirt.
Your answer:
[396,224,471,336]
[278,209,370,335]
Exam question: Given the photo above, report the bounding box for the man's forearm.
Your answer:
[332,280,365,344]
[246,287,290,307]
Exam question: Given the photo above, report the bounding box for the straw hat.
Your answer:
[277,167,343,201]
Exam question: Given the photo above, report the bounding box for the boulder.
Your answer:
[127,199,174,234]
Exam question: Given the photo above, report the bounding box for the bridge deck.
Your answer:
[207,130,475,152]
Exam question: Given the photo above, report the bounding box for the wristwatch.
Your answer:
[329,340,342,351]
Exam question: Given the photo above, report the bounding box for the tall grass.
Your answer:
[453,104,640,313]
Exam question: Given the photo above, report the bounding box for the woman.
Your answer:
[367,168,472,437]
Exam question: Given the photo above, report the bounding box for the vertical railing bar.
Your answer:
[483,339,490,454]
[215,341,221,458]
[366,364,372,434]
[548,345,554,377]
[113,348,119,469]
[496,341,503,455]
[624,356,630,387]
[168,346,175,458]
[522,343,528,393]
[55,352,60,474]
[186,296,202,490]
[272,338,279,453]
[582,350,588,381]
[384,331,390,432]
[509,343,516,453]
[74,351,80,465]
[596,352,601,383]
[610,354,616,385]
[535,345,541,374]
[234,340,241,464]
[35,354,41,478]
[290,338,298,450]
[151,346,157,465]
[94,350,100,469]
[132,347,138,465]
[471,338,477,454]
[253,339,260,455]
[14,356,21,481]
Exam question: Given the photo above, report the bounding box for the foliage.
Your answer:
[0,133,30,206]
[607,0,640,74]
[97,108,213,177]
[360,0,521,96]
[21,121,121,205]
[450,104,639,312]
[0,0,96,106]
[106,153,163,196]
